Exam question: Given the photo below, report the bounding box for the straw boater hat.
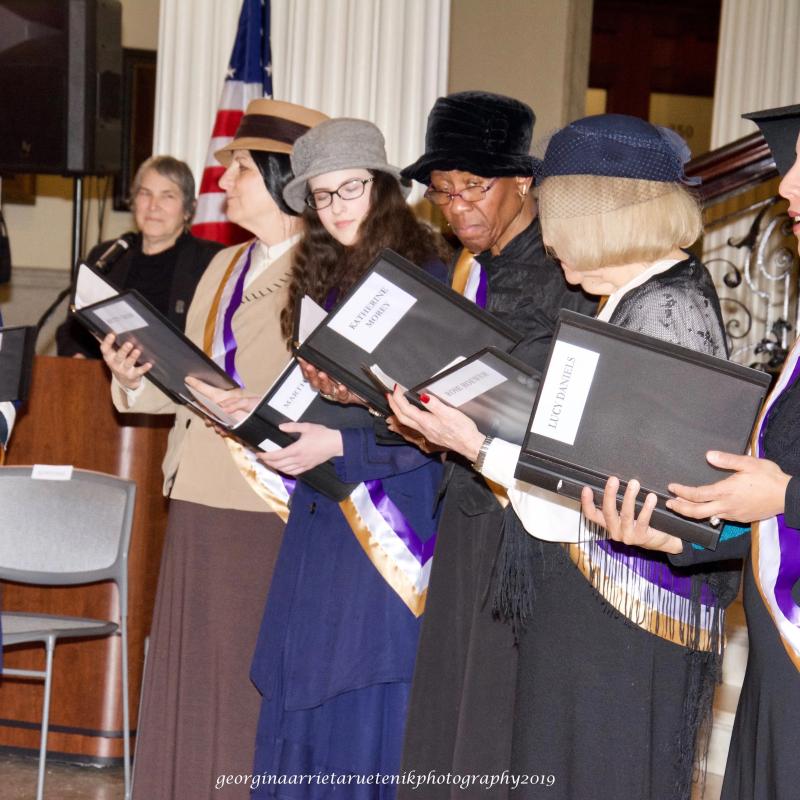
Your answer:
[214,99,329,165]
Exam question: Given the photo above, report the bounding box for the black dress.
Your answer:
[721,367,800,800]
[508,257,744,800]
[55,231,222,357]
[398,218,595,800]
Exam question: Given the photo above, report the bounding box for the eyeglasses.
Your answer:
[424,179,498,206]
[305,178,374,210]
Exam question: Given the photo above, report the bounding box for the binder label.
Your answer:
[426,359,507,407]
[92,300,148,333]
[327,272,417,353]
[268,363,317,421]
[530,340,599,445]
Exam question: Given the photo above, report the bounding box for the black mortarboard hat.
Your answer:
[742,104,800,177]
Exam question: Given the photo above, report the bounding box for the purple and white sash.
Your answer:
[753,339,800,670]
[462,256,488,309]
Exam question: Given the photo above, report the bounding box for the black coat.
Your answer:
[55,232,223,358]
[399,218,596,798]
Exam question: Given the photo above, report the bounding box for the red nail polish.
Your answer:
[420,394,430,404]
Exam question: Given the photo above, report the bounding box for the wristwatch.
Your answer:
[472,435,494,472]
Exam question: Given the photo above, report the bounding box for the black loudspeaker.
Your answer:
[0,0,122,175]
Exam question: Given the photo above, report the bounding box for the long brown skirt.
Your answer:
[131,500,284,800]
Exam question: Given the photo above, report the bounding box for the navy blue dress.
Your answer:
[250,418,442,798]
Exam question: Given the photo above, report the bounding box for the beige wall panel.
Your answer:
[448,0,592,140]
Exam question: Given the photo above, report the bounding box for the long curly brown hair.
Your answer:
[280,171,451,344]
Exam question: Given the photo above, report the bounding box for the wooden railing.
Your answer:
[686,132,778,205]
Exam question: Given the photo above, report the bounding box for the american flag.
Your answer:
[191,0,273,245]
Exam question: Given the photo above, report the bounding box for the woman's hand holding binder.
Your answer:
[385,385,485,462]
[581,476,684,554]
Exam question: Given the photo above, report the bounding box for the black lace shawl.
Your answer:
[495,254,740,633]
[608,254,728,359]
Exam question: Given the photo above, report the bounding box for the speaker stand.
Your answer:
[71,175,84,282]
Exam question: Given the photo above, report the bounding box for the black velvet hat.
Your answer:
[401,91,538,184]
[742,104,800,177]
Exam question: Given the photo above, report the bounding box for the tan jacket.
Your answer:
[111,241,294,512]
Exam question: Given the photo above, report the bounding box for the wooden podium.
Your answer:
[0,356,171,762]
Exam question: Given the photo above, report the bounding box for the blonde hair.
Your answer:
[538,175,702,270]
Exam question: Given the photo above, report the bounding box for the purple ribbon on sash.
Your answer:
[758,354,800,625]
[221,242,256,387]
[596,539,716,605]
[364,479,435,565]
[475,266,488,309]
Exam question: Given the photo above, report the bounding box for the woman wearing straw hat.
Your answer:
[388,114,743,799]
[212,117,449,797]
[100,98,327,800]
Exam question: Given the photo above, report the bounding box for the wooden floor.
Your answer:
[0,751,124,799]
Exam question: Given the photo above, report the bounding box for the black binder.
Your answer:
[0,325,36,403]
[294,249,522,416]
[222,359,357,501]
[516,310,772,549]
[409,347,539,446]
[74,279,355,501]
[75,289,239,400]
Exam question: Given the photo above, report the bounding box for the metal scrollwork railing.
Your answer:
[705,197,798,374]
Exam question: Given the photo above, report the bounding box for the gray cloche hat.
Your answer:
[283,118,409,213]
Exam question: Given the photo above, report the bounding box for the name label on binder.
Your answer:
[268,364,317,421]
[93,300,148,333]
[426,360,507,407]
[530,340,599,445]
[327,272,417,353]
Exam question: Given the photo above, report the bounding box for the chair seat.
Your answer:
[1,612,118,646]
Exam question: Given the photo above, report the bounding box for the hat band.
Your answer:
[234,114,311,145]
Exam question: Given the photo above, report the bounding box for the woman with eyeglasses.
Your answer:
[211,118,450,796]
[388,114,743,799]
[388,92,595,798]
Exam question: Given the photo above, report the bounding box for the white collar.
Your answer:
[257,233,302,263]
[245,234,302,288]
[596,257,682,322]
